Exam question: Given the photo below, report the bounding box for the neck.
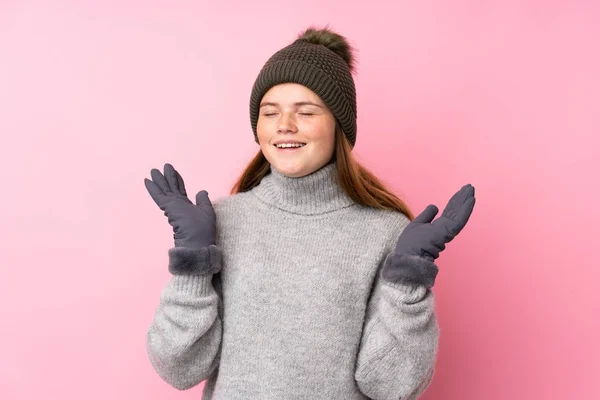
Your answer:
[251,162,355,215]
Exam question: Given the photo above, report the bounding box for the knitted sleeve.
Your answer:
[145,246,223,390]
[354,253,439,400]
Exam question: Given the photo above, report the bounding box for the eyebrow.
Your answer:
[259,101,324,108]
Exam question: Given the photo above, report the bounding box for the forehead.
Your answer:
[262,83,323,104]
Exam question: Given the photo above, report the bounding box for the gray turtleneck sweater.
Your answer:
[146,163,439,399]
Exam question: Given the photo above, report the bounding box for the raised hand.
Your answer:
[394,184,476,261]
[144,163,216,250]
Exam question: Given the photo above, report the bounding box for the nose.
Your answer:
[277,112,297,133]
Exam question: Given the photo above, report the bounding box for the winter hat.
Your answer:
[249,26,358,148]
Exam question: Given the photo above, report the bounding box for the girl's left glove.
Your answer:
[382,184,476,287]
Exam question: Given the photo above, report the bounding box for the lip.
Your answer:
[273,140,307,146]
[274,146,305,153]
[272,140,307,154]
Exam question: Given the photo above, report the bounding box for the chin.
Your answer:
[272,161,315,178]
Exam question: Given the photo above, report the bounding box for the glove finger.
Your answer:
[150,168,172,194]
[164,163,183,196]
[442,184,474,217]
[144,178,167,209]
[413,204,439,224]
[434,196,475,238]
[450,196,476,235]
[195,190,213,209]
[175,169,187,197]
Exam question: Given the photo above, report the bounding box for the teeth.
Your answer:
[275,143,306,148]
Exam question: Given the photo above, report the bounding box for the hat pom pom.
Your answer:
[297,25,357,74]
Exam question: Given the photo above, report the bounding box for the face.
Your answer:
[257,83,336,178]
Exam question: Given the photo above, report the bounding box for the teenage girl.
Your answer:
[144,26,476,400]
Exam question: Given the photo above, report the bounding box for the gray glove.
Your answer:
[144,163,216,250]
[396,184,475,260]
[382,184,475,287]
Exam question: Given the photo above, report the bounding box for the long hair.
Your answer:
[230,126,415,220]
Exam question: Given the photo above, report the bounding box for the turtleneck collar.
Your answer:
[250,162,355,215]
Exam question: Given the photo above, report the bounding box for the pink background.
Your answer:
[1,1,598,399]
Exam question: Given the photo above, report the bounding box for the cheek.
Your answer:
[314,123,336,149]
[256,120,269,143]
[305,118,334,139]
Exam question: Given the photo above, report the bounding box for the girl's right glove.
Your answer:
[144,163,216,251]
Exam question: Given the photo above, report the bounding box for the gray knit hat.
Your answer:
[249,27,358,148]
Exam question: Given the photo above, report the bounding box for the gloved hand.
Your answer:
[396,184,475,260]
[382,184,475,287]
[144,163,216,250]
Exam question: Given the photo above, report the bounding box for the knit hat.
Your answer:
[249,27,358,148]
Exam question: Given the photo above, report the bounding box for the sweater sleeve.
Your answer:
[146,245,224,390]
[355,252,440,400]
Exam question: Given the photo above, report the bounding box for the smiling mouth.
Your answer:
[274,143,306,149]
